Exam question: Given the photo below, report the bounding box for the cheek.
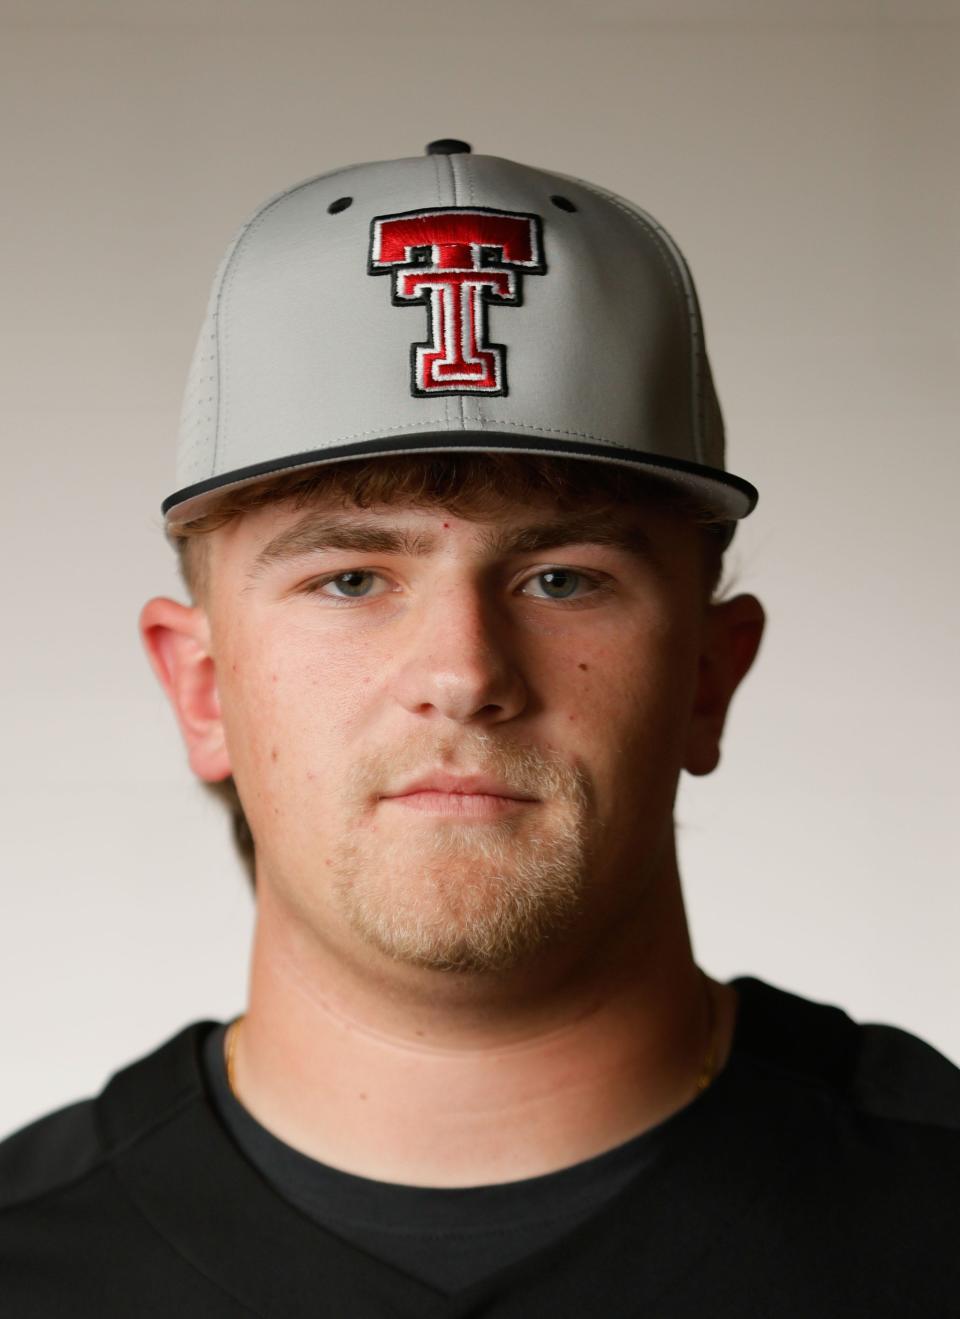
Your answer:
[217,633,373,824]
[569,607,693,707]
[564,615,698,787]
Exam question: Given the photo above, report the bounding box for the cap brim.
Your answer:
[162,432,757,535]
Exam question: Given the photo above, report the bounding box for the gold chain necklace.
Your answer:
[694,968,719,1093]
[225,970,720,1100]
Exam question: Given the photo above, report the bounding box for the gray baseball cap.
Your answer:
[163,139,757,538]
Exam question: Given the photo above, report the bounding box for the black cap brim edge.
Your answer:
[162,433,758,531]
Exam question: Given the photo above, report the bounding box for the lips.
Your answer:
[382,772,538,801]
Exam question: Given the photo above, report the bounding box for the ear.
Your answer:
[683,593,765,777]
[138,597,232,782]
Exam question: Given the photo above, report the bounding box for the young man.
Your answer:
[2,141,958,1316]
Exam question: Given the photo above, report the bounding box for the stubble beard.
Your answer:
[327,736,596,975]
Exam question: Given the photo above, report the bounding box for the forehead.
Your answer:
[214,488,697,579]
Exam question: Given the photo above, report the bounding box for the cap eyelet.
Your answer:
[550,195,577,213]
[327,196,353,214]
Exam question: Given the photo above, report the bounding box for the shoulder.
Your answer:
[733,974,960,1135]
[0,1098,103,1215]
[852,1018,960,1131]
[0,1020,218,1218]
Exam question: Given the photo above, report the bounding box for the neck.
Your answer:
[228,854,738,1188]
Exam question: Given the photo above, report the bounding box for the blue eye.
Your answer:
[303,567,608,606]
[322,571,378,598]
[526,569,584,599]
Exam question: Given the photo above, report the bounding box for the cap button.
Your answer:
[425,139,472,155]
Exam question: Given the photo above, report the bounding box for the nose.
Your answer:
[388,576,529,725]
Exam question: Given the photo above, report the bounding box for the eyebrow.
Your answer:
[244,510,661,584]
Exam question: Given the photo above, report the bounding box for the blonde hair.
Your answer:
[167,452,735,889]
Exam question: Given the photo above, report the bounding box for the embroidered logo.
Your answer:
[368,207,546,397]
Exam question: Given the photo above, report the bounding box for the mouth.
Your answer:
[381,771,539,802]
[380,790,535,818]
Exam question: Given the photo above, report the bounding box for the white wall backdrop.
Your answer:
[2,0,957,1136]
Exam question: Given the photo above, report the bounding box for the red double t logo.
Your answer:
[368,207,546,397]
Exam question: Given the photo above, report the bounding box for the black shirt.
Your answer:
[2,974,959,1316]
[201,1017,664,1292]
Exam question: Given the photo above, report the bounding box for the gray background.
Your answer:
[2,0,957,1136]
